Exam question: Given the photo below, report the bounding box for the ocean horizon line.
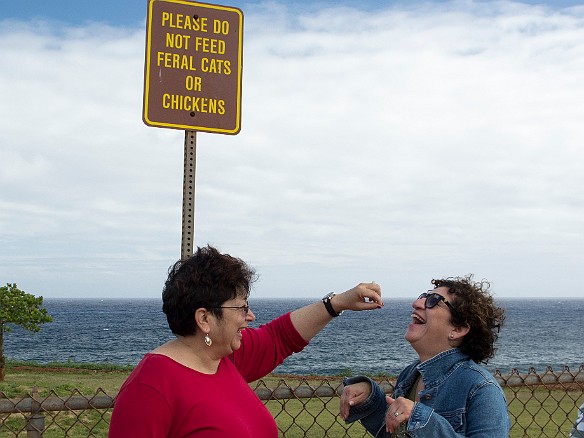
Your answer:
[8,298,582,375]
[40,296,584,301]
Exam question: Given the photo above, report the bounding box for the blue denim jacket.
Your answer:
[344,349,510,437]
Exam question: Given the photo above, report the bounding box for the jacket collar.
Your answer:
[416,348,469,388]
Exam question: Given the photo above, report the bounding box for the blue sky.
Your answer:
[1,0,583,299]
[5,0,584,26]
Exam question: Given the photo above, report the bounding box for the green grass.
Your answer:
[0,362,129,437]
[1,361,582,437]
[505,385,583,437]
[0,361,131,398]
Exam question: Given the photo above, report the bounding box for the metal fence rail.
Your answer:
[1,365,583,437]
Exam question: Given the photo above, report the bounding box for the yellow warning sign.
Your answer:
[143,0,243,134]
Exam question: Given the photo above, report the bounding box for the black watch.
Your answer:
[322,292,343,317]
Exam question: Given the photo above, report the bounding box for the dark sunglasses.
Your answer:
[209,303,250,316]
[417,292,459,317]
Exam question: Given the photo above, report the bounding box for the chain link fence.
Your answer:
[1,365,582,437]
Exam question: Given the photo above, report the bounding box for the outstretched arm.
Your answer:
[290,282,382,341]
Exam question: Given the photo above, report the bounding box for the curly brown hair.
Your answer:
[162,245,257,336]
[432,275,505,364]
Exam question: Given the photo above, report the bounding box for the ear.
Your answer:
[450,323,470,341]
[195,308,211,332]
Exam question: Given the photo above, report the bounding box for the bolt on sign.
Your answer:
[143,0,243,134]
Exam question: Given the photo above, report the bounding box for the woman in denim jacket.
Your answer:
[340,276,510,437]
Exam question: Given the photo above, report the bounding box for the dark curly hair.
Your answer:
[432,275,505,364]
[162,245,257,336]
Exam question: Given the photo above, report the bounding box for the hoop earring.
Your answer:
[204,333,213,347]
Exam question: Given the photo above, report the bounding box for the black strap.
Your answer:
[323,295,341,317]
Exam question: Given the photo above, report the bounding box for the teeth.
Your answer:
[412,314,425,324]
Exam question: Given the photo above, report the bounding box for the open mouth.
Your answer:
[412,313,425,324]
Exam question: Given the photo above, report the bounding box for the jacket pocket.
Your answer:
[437,408,465,433]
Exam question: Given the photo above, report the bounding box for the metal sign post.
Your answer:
[142,0,243,259]
[181,131,197,260]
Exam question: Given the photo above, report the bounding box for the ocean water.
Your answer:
[5,298,583,376]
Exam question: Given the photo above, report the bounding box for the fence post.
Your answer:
[26,386,44,438]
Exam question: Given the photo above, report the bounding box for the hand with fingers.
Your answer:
[385,396,414,434]
[339,381,373,420]
[334,282,383,312]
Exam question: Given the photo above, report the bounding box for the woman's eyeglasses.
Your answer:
[210,303,250,316]
[417,292,459,317]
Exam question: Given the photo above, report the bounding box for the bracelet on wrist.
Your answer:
[322,292,343,317]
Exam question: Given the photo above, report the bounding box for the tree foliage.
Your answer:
[0,283,53,381]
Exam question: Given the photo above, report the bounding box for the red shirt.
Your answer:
[109,312,307,437]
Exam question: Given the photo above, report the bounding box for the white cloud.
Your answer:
[1,1,583,299]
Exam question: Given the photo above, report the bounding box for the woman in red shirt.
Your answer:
[109,244,383,437]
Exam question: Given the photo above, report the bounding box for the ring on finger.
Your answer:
[394,411,400,417]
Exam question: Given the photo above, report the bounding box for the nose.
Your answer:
[412,296,426,310]
[246,308,256,322]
